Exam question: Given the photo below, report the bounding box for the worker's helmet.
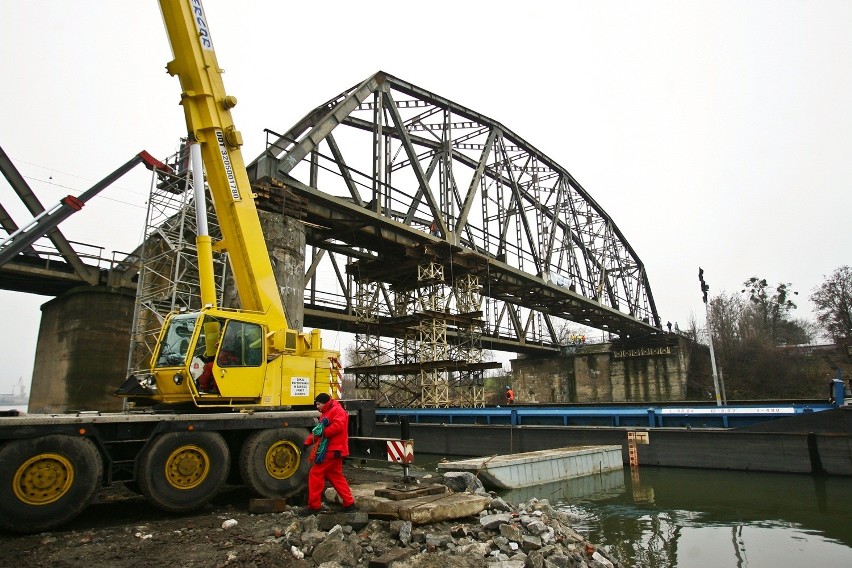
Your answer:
[505,385,510,390]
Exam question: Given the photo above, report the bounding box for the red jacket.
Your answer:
[305,399,349,458]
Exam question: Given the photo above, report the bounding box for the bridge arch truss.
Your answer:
[247,71,660,354]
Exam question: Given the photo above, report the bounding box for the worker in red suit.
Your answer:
[195,356,218,393]
[505,385,515,404]
[302,392,356,514]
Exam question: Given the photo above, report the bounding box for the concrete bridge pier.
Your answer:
[221,210,306,330]
[263,211,306,331]
[28,287,134,414]
[510,334,691,404]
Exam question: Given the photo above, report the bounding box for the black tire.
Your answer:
[239,428,310,498]
[137,431,229,513]
[0,435,103,533]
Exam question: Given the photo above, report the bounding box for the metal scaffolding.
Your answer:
[416,261,449,407]
[125,142,228,377]
[352,277,382,399]
[349,258,493,407]
[451,273,485,407]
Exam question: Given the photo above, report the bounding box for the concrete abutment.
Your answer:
[510,335,690,404]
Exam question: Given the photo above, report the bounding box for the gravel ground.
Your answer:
[0,461,405,567]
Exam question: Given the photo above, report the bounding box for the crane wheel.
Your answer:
[239,428,309,498]
[0,435,103,533]
[137,431,229,513]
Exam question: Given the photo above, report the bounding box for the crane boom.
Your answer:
[158,0,288,345]
[115,1,341,409]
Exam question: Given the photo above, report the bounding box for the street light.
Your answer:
[699,267,724,407]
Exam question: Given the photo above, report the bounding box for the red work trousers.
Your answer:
[307,456,354,510]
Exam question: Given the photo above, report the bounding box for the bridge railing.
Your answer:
[6,237,137,282]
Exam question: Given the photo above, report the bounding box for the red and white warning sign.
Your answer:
[386,439,414,464]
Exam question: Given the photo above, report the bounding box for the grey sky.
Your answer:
[2,1,851,392]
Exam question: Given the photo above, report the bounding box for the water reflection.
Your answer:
[500,467,852,567]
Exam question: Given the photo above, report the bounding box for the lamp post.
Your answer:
[699,267,723,406]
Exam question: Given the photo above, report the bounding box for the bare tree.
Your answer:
[690,279,819,400]
[740,277,802,345]
[708,291,747,361]
[810,265,852,344]
[341,343,361,368]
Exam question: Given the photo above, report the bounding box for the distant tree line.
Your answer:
[686,266,852,399]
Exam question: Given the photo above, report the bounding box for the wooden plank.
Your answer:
[374,483,446,501]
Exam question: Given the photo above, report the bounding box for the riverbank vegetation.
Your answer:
[686,266,851,400]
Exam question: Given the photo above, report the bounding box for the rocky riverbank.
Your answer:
[0,463,621,568]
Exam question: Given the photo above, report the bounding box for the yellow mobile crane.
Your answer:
[117,0,342,409]
[0,0,380,533]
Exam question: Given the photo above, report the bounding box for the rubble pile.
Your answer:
[272,498,619,568]
[242,472,621,568]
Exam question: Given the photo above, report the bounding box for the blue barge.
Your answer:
[376,378,849,429]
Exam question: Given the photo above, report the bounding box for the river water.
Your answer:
[500,466,852,567]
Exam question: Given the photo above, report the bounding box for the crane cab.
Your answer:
[119,308,339,409]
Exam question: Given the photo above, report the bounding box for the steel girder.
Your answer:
[247,71,660,348]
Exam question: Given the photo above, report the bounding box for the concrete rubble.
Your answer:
[269,471,621,567]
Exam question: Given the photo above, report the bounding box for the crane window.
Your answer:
[218,321,263,367]
[155,314,199,367]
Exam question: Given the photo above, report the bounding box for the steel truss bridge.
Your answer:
[0,145,143,296]
[244,72,661,406]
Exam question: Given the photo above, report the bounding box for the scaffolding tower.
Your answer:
[451,273,485,407]
[125,142,228,377]
[350,257,494,408]
[417,261,449,407]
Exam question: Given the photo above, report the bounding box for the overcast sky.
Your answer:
[2,0,851,392]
